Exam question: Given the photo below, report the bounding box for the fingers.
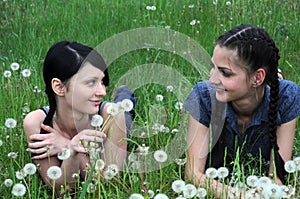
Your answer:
[27,146,55,160]
[79,139,103,149]
[40,123,55,132]
[81,130,106,139]
[28,141,48,149]
[27,147,48,154]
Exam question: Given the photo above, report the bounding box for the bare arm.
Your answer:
[23,110,105,196]
[186,115,238,198]
[102,103,127,169]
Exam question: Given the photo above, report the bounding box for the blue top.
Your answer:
[184,80,300,167]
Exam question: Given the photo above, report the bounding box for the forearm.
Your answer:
[103,139,127,169]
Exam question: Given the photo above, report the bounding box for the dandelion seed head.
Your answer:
[155,94,164,101]
[188,4,194,9]
[3,70,12,78]
[284,160,296,173]
[171,179,185,193]
[129,193,144,199]
[0,139,2,146]
[174,158,186,166]
[90,114,103,127]
[154,193,168,199]
[150,6,156,11]
[160,125,169,133]
[171,128,179,134]
[5,118,17,128]
[121,98,134,112]
[11,183,26,197]
[16,169,27,180]
[137,144,149,156]
[264,184,282,198]
[217,167,229,179]
[245,188,261,199]
[58,147,71,160]
[107,103,120,116]
[281,185,295,198]
[148,190,155,198]
[86,182,96,193]
[197,188,207,198]
[257,176,272,188]
[33,86,41,93]
[47,166,62,180]
[21,69,31,77]
[246,175,259,188]
[104,169,115,180]
[190,20,196,26]
[228,188,240,199]
[205,167,218,179]
[4,178,13,187]
[128,153,137,162]
[293,156,300,170]
[175,102,183,110]
[95,159,105,171]
[8,152,18,159]
[153,150,168,163]
[166,85,174,92]
[183,184,197,198]
[10,62,20,71]
[22,105,30,114]
[23,163,37,175]
[72,173,79,179]
[107,163,119,175]
[226,1,231,6]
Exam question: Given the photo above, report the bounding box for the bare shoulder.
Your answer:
[23,109,46,137]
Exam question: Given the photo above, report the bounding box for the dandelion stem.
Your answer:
[52,180,56,199]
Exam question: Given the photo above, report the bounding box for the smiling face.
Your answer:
[64,62,107,115]
[209,45,253,103]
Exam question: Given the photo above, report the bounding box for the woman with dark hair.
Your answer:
[184,24,300,197]
[23,41,134,196]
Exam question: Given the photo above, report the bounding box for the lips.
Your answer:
[89,100,101,106]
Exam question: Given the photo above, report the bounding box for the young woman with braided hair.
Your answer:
[23,41,135,196]
[184,24,300,197]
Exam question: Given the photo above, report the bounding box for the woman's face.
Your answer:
[209,45,253,103]
[64,62,107,115]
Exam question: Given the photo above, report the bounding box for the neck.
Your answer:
[232,86,265,117]
[54,108,90,138]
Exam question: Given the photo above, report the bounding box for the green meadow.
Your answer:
[0,0,299,198]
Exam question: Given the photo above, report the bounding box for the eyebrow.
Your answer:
[211,60,232,71]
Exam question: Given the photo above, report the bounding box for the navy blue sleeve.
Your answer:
[183,81,212,127]
[278,80,300,124]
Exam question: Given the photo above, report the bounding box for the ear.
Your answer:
[251,68,266,87]
[51,78,65,96]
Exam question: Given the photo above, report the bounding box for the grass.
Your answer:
[0,0,299,198]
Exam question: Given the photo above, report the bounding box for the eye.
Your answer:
[87,80,96,86]
[220,70,231,77]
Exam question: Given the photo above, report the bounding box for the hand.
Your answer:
[27,124,71,159]
[70,129,107,154]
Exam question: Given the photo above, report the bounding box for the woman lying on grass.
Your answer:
[184,24,300,198]
[23,41,135,197]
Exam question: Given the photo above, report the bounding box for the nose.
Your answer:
[95,82,106,97]
[208,68,220,85]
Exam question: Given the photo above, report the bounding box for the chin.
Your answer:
[215,93,229,103]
